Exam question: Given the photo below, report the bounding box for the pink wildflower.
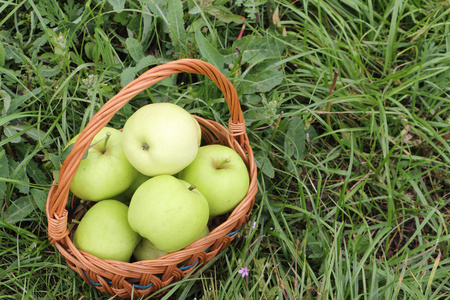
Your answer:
[238,267,249,278]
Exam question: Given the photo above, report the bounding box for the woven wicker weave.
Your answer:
[46,59,258,299]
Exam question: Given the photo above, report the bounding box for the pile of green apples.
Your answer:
[68,103,250,262]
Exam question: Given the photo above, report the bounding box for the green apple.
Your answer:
[133,238,168,261]
[68,127,139,201]
[121,103,200,176]
[178,145,249,217]
[193,116,202,146]
[128,175,209,253]
[114,172,151,204]
[73,200,141,262]
[133,226,210,261]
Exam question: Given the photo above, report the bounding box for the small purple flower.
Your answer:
[252,221,257,230]
[238,267,249,278]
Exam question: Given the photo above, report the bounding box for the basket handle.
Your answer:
[47,59,248,243]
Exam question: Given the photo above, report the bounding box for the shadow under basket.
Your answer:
[46,59,258,299]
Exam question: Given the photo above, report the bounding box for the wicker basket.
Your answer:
[46,59,258,299]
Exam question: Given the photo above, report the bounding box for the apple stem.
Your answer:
[218,158,231,169]
[102,132,111,153]
[86,132,111,156]
[188,184,196,191]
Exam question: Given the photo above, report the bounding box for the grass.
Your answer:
[0,0,449,299]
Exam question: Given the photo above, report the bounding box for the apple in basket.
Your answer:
[73,200,141,262]
[193,116,202,146]
[68,127,139,202]
[128,175,209,253]
[178,144,249,217]
[114,171,151,204]
[133,226,210,261]
[121,103,200,177]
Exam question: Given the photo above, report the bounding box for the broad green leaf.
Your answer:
[195,31,225,73]
[243,108,266,127]
[188,5,202,15]
[125,37,144,63]
[305,125,319,144]
[39,65,60,78]
[243,68,284,94]
[120,67,138,88]
[243,94,262,105]
[8,158,30,194]
[108,0,125,12]
[284,115,305,162]
[188,18,207,33]
[204,5,246,24]
[6,125,53,146]
[27,160,48,185]
[142,5,153,41]
[29,34,48,60]
[0,89,11,116]
[167,0,186,56]
[113,11,129,26]
[52,170,60,183]
[3,125,22,143]
[47,153,61,169]
[30,188,47,212]
[255,154,274,178]
[4,44,24,63]
[3,196,36,225]
[231,36,286,65]
[147,0,168,18]
[120,55,159,87]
